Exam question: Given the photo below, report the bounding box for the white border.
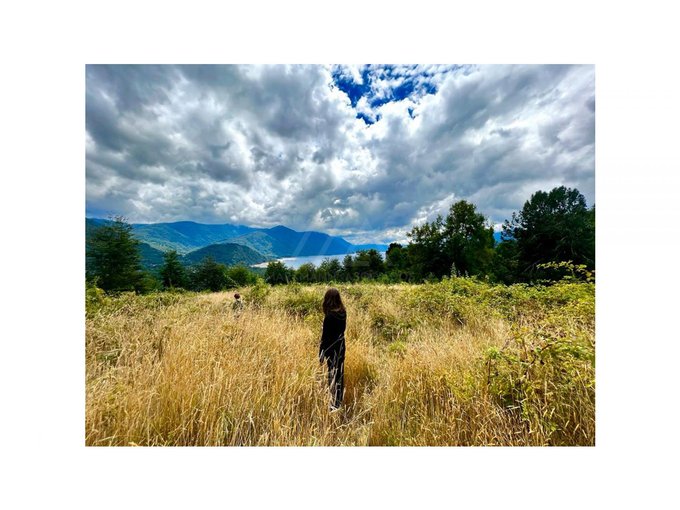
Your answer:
[2,1,679,508]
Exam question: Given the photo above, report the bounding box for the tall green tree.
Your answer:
[503,186,595,278]
[442,200,495,277]
[86,216,142,292]
[491,238,520,284]
[160,250,187,289]
[341,254,355,281]
[406,200,494,279]
[265,260,293,285]
[406,215,446,280]
[385,243,406,270]
[353,249,385,279]
[190,256,231,291]
[385,243,410,281]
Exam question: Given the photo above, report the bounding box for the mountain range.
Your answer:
[86,218,389,269]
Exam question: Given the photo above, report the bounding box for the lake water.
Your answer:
[251,251,386,269]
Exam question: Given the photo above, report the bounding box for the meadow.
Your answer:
[85,277,595,446]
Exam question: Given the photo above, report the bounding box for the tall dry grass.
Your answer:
[86,280,595,446]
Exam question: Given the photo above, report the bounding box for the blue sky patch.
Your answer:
[332,65,443,121]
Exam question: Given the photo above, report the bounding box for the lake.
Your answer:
[251,251,386,269]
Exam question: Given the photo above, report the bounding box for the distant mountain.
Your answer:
[182,243,267,266]
[131,221,257,254]
[86,218,389,260]
[228,225,361,258]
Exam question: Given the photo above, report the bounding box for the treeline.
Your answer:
[262,249,386,285]
[86,185,594,293]
[264,185,594,285]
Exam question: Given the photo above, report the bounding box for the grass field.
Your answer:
[85,277,595,446]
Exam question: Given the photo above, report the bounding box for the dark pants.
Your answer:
[323,342,345,409]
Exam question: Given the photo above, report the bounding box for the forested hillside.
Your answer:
[182,242,267,266]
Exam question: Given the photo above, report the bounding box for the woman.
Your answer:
[319,288,346,410]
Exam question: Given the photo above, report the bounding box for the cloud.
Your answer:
[86,64,595,243]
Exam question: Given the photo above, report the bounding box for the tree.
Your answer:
[190,256,231,291]
[406,215,446,280]
[295,262,317,283]
[265,260,293,285]
[491,239,520,284]
[353,249,385,279]
[385,243,410,281]
[406,200,494,279]
[226,264,256,287]
[441,200,495,277]
[385,243,406,270]
[503,186,595,279]
[341,254,355,281]
[86,216,143,292]
[319,258,342,281]
[160,250,187,289]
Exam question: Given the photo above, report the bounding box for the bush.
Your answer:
[281,289,322,318]
[243,279,270,307]
[404,282,470,325]
[485,314,595,445]
[86,280,109,316]
[369,306,413,342]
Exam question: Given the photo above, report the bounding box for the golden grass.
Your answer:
[86,281,595,446]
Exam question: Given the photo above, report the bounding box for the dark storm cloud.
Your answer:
[86,64,595,243]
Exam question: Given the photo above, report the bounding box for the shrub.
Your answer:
[485,316,595,445]
[243,279,270,307]
[281,289,322,318]
[404,282,470,325]
[86,280,109,316]
[369,307,413,342]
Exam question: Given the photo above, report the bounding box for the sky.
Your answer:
[86,64,595,244]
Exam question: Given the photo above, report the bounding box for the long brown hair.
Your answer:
[322,287,345,315]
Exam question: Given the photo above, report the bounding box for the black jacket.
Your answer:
[319,309,346,360]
